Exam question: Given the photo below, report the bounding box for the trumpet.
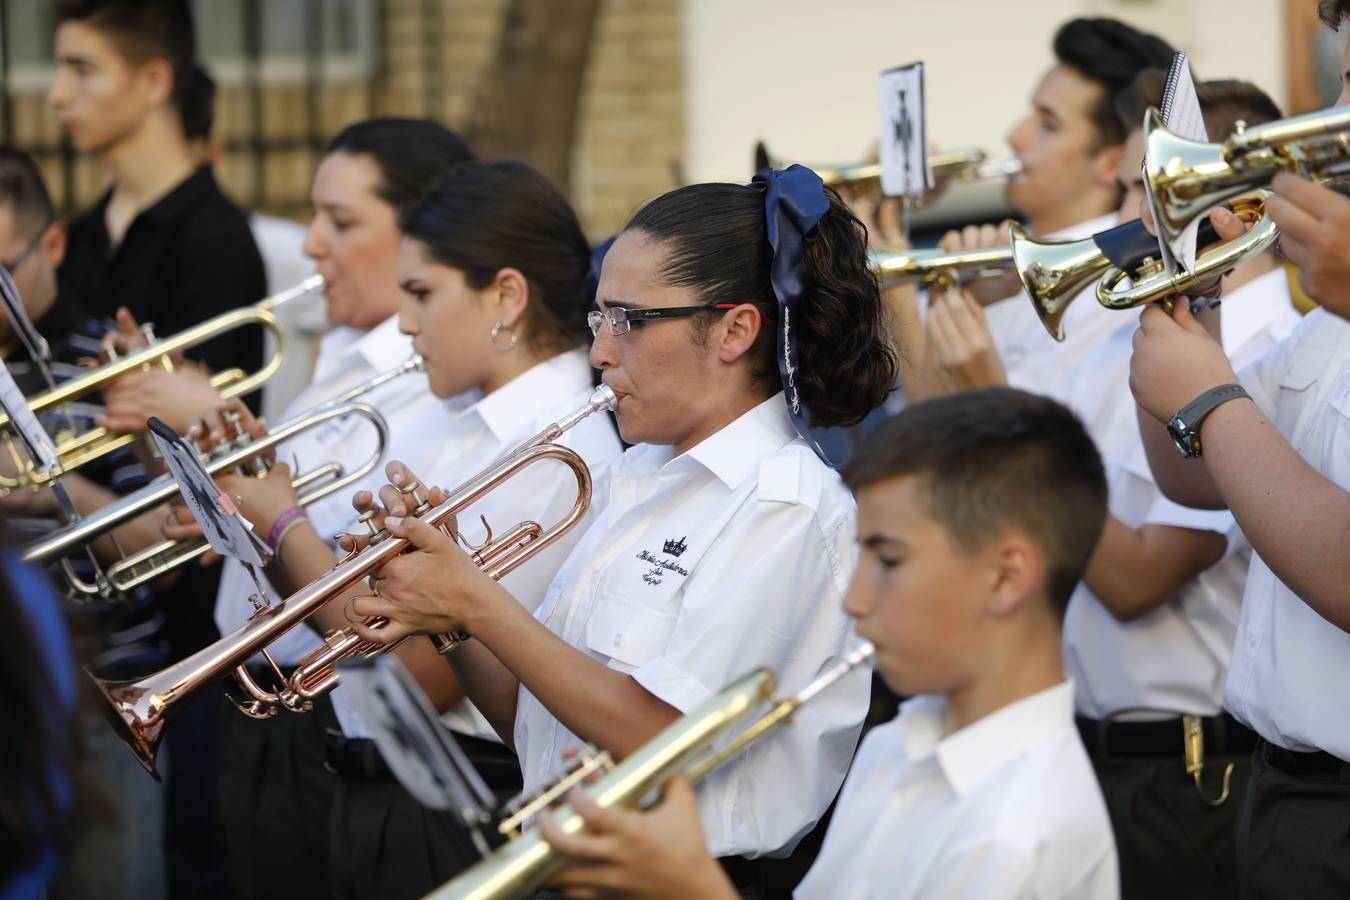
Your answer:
[25,356,425,596]
[754,141,1020,198]
[93,385,617,779]
[1010,197,1271,341]
[1144,105,1350,255]
[428,641,874,900]
[0,275,324,491]
[871,245,1014,290]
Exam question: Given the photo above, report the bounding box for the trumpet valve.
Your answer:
[358,508,388,544]
[400,479,430,515]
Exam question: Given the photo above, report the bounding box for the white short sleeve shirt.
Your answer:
[1060,271,1301,719]
[1228,307,1350,759]
[513,394,870,858]
[796,681,1118,900]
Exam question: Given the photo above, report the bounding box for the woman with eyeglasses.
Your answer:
[346,166,897,892]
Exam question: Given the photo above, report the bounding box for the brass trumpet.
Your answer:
[0,274,324,491]
[1010,196,1271,341]
[871,245,1014,290]
[755,141,1020,197]
[25,356,425,596]
[93,385,617,779]
[1144,105,1350,256]
[427,641,874,900]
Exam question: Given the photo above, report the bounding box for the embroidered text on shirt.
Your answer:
[636,549,690,586]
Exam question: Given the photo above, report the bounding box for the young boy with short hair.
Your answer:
[538,387,1119,899]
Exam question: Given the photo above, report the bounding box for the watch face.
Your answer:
[1168,416,1197,458]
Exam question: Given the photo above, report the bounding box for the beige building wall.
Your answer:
[682,0,1289,184]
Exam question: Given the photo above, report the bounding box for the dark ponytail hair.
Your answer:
[399,161,593,355]
[325,118,476,217]
[621,181,896,428]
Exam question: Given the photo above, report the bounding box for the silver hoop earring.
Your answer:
[490,321,518,352]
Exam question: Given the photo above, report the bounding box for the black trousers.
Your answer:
[326,730,524,900]
[1079,715,1254,900]
[217,693,339,900]
[1235,741,1350,899]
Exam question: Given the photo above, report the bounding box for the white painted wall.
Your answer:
[682,0,1287,183]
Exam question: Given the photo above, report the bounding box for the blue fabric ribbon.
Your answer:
[752,165,830,455]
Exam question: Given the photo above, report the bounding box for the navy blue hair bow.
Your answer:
[752,165,830,457]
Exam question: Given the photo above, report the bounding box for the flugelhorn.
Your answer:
[754,141,1020,198]
[25,356,424,597]
[426,641,874,900]
[1144,105,1350,255]
[0,274,323,491]
[1010,206,1255,342]
[93,385,617,779]
[871,245,1014,290]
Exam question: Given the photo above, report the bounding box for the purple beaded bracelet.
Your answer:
[265,505,308,553]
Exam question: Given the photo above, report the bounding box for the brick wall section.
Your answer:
[4,0,683,238]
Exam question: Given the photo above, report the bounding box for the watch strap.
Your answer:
[1169,383,1250,458]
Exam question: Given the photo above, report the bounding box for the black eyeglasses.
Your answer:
[0,226,48,276]
[587,303,738,337]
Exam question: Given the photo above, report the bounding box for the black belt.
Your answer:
[1076,712,1258,759]
[1259,738,1350,777]
[323,728,523,786]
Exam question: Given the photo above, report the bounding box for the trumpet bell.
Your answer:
[92,676,165,779]
[1009,223,1113,343]
[1144,109,1256,256]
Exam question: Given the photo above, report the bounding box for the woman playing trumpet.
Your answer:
[172,152,622,900]
[347,166,897,891]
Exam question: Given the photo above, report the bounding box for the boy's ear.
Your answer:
[985,534,1041,618]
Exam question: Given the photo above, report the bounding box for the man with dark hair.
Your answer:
[47,6,263,900]
[918,17,1174,401]
[529,388,1118,898]
[1128,5,1350,895]
[49,0,265,421]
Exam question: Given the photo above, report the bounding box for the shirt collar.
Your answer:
[895,679,1077,798]
[318,313,414,374]
[468,349,595,442]
[679,393,800,488]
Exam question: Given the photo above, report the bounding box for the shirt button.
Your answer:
[613,634,624,648]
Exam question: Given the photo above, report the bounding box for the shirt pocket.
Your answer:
[584,591,678,674]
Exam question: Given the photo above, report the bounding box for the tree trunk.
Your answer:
[466,0,602,194]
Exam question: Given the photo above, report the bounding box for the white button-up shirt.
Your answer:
[1061,269,1301,719]
[214,314,465,664]
[514,394,869,858]
[1228,306,1350,759]
[797,681,1118,900]
[984,212,1122,394]
[337,349,623,739]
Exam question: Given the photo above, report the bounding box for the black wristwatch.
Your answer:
[1167,383,1251,458]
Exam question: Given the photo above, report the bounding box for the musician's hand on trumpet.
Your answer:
[1267,171,1350,319]
[346,461,506,645]
[100,357,225,435]
[925,287,1007,395]
[938,221,1022,306]
[537,776,735,900]
[1129,298,1239,426]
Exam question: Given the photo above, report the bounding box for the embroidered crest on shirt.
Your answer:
[635,543,691,586]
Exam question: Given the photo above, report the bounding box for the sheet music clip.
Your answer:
[338,654,504,857]
[878,61,932,203]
